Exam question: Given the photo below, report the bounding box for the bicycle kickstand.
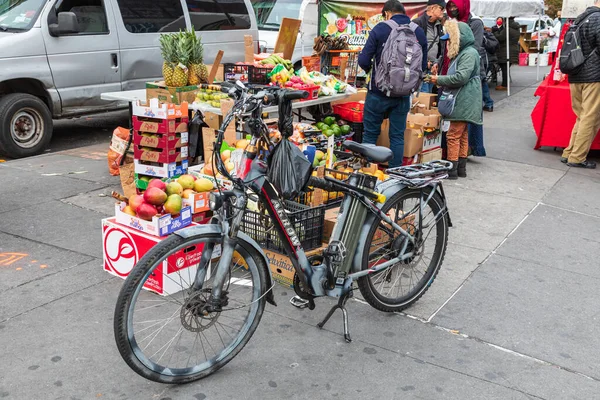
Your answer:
[317,292,352,343]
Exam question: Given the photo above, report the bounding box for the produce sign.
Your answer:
[319,1,426,48]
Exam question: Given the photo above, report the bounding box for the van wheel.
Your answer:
[0,93,53,158]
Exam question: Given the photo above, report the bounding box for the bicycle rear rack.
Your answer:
[386,161,453,188]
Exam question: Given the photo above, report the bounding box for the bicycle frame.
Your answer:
[196,83,449,307]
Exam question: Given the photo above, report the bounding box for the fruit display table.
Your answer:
[101,89,350,116]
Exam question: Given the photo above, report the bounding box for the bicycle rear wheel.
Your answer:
[114,233,268,384]
[358,188,449,312]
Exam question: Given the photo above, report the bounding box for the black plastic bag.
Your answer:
[268,139,312,200]
[188,110,207,160]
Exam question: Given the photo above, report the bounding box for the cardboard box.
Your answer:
[102,218,221,296]
[376,119,390,148]
[132,100,188,120]
[102,218,205,296]
[201,127,236,163]
[134,145,188,163]
[407,110,441,129]
[188,164,234,190]
[134,159,188,179]
[422,131,442,152]
[134,131,188,149]
[146,82,200,105]
[414,93,437,110]
[404,125,425,158]
[264,246,326,288]
[183,191,211,214]
[418,148,443,163]
[331,89,367,105]
[323,207,339,243]
[115,202,192,237]
[244,35,254,63]
[133,116,188,135]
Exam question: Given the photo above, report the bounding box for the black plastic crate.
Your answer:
[349,122,364,143]
[241,200,325,253]
[223,63,271,84]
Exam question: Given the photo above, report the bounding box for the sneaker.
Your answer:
[560,157,568,164]
[567,160,597,169]
[483,106,494,112]
[496,86,507,91]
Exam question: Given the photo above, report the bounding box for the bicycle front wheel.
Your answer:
[358,187,449,312]
[114,232,268,384]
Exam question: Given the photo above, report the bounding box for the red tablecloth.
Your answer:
[531,21,600,151]
[532,76,600,150]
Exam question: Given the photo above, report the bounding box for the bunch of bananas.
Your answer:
[261,54,293,73]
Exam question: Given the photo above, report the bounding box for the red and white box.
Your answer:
[102,218,220,296]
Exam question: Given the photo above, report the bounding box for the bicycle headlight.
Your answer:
[209,192,223,211]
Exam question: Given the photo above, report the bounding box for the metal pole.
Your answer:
[507,18,510,96]
[537,12,541,80]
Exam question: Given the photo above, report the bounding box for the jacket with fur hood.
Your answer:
[436,21,483,125]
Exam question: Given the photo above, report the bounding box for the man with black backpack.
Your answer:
[559,2,600,169]
[358,0,428,168]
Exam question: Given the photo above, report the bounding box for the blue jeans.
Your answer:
[363,91,411,168]
[482,80,493,108]
[468,123,487,157]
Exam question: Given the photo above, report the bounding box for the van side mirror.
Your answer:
[49,12,80,36]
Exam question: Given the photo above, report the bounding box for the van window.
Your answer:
[186,0,251,31]
[50,0,109,34]
[117,0,186,33]
[252,0,301,31]
[0,0,46,32]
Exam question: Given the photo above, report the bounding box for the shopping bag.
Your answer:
[268,139,312,200]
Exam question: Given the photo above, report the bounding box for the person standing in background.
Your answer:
[493,17,520,91]
[548,11,562,64]
[413,0,447,93]
[445,0,487,156]
[429,20,482,179]
[560,2,600,169]
[357,0,428,168]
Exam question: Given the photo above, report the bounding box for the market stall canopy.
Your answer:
[471,0,544,17]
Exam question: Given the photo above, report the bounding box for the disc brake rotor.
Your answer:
[180,289,220,332]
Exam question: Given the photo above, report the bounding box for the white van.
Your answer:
[252,0,318,69]
[0,0,258,158]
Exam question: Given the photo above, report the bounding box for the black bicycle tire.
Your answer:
[357,188,449,312]
[113,233,268,384]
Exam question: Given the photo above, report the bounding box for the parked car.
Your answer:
[515,16,554,33]
[0,0,259,158]
[252,0,318,69]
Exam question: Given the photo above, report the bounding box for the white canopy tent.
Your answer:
[471,0,545,95]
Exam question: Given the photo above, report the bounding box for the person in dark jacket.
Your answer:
[358,0,428,168]
[493,17,520,90]
[561,3,600,169]
[413,0,446,93]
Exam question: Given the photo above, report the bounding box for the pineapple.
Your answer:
[172,32,190,87]
[187,30,209,84]
[159,34,176,86]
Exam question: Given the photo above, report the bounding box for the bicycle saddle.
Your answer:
[343,141,393,163]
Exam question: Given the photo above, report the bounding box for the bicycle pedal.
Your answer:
[290,296,310,309]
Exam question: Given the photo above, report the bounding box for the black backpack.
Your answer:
[559,10,600,74]
[483,31,499,54]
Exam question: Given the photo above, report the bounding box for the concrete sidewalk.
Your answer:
[2,70,600,399]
